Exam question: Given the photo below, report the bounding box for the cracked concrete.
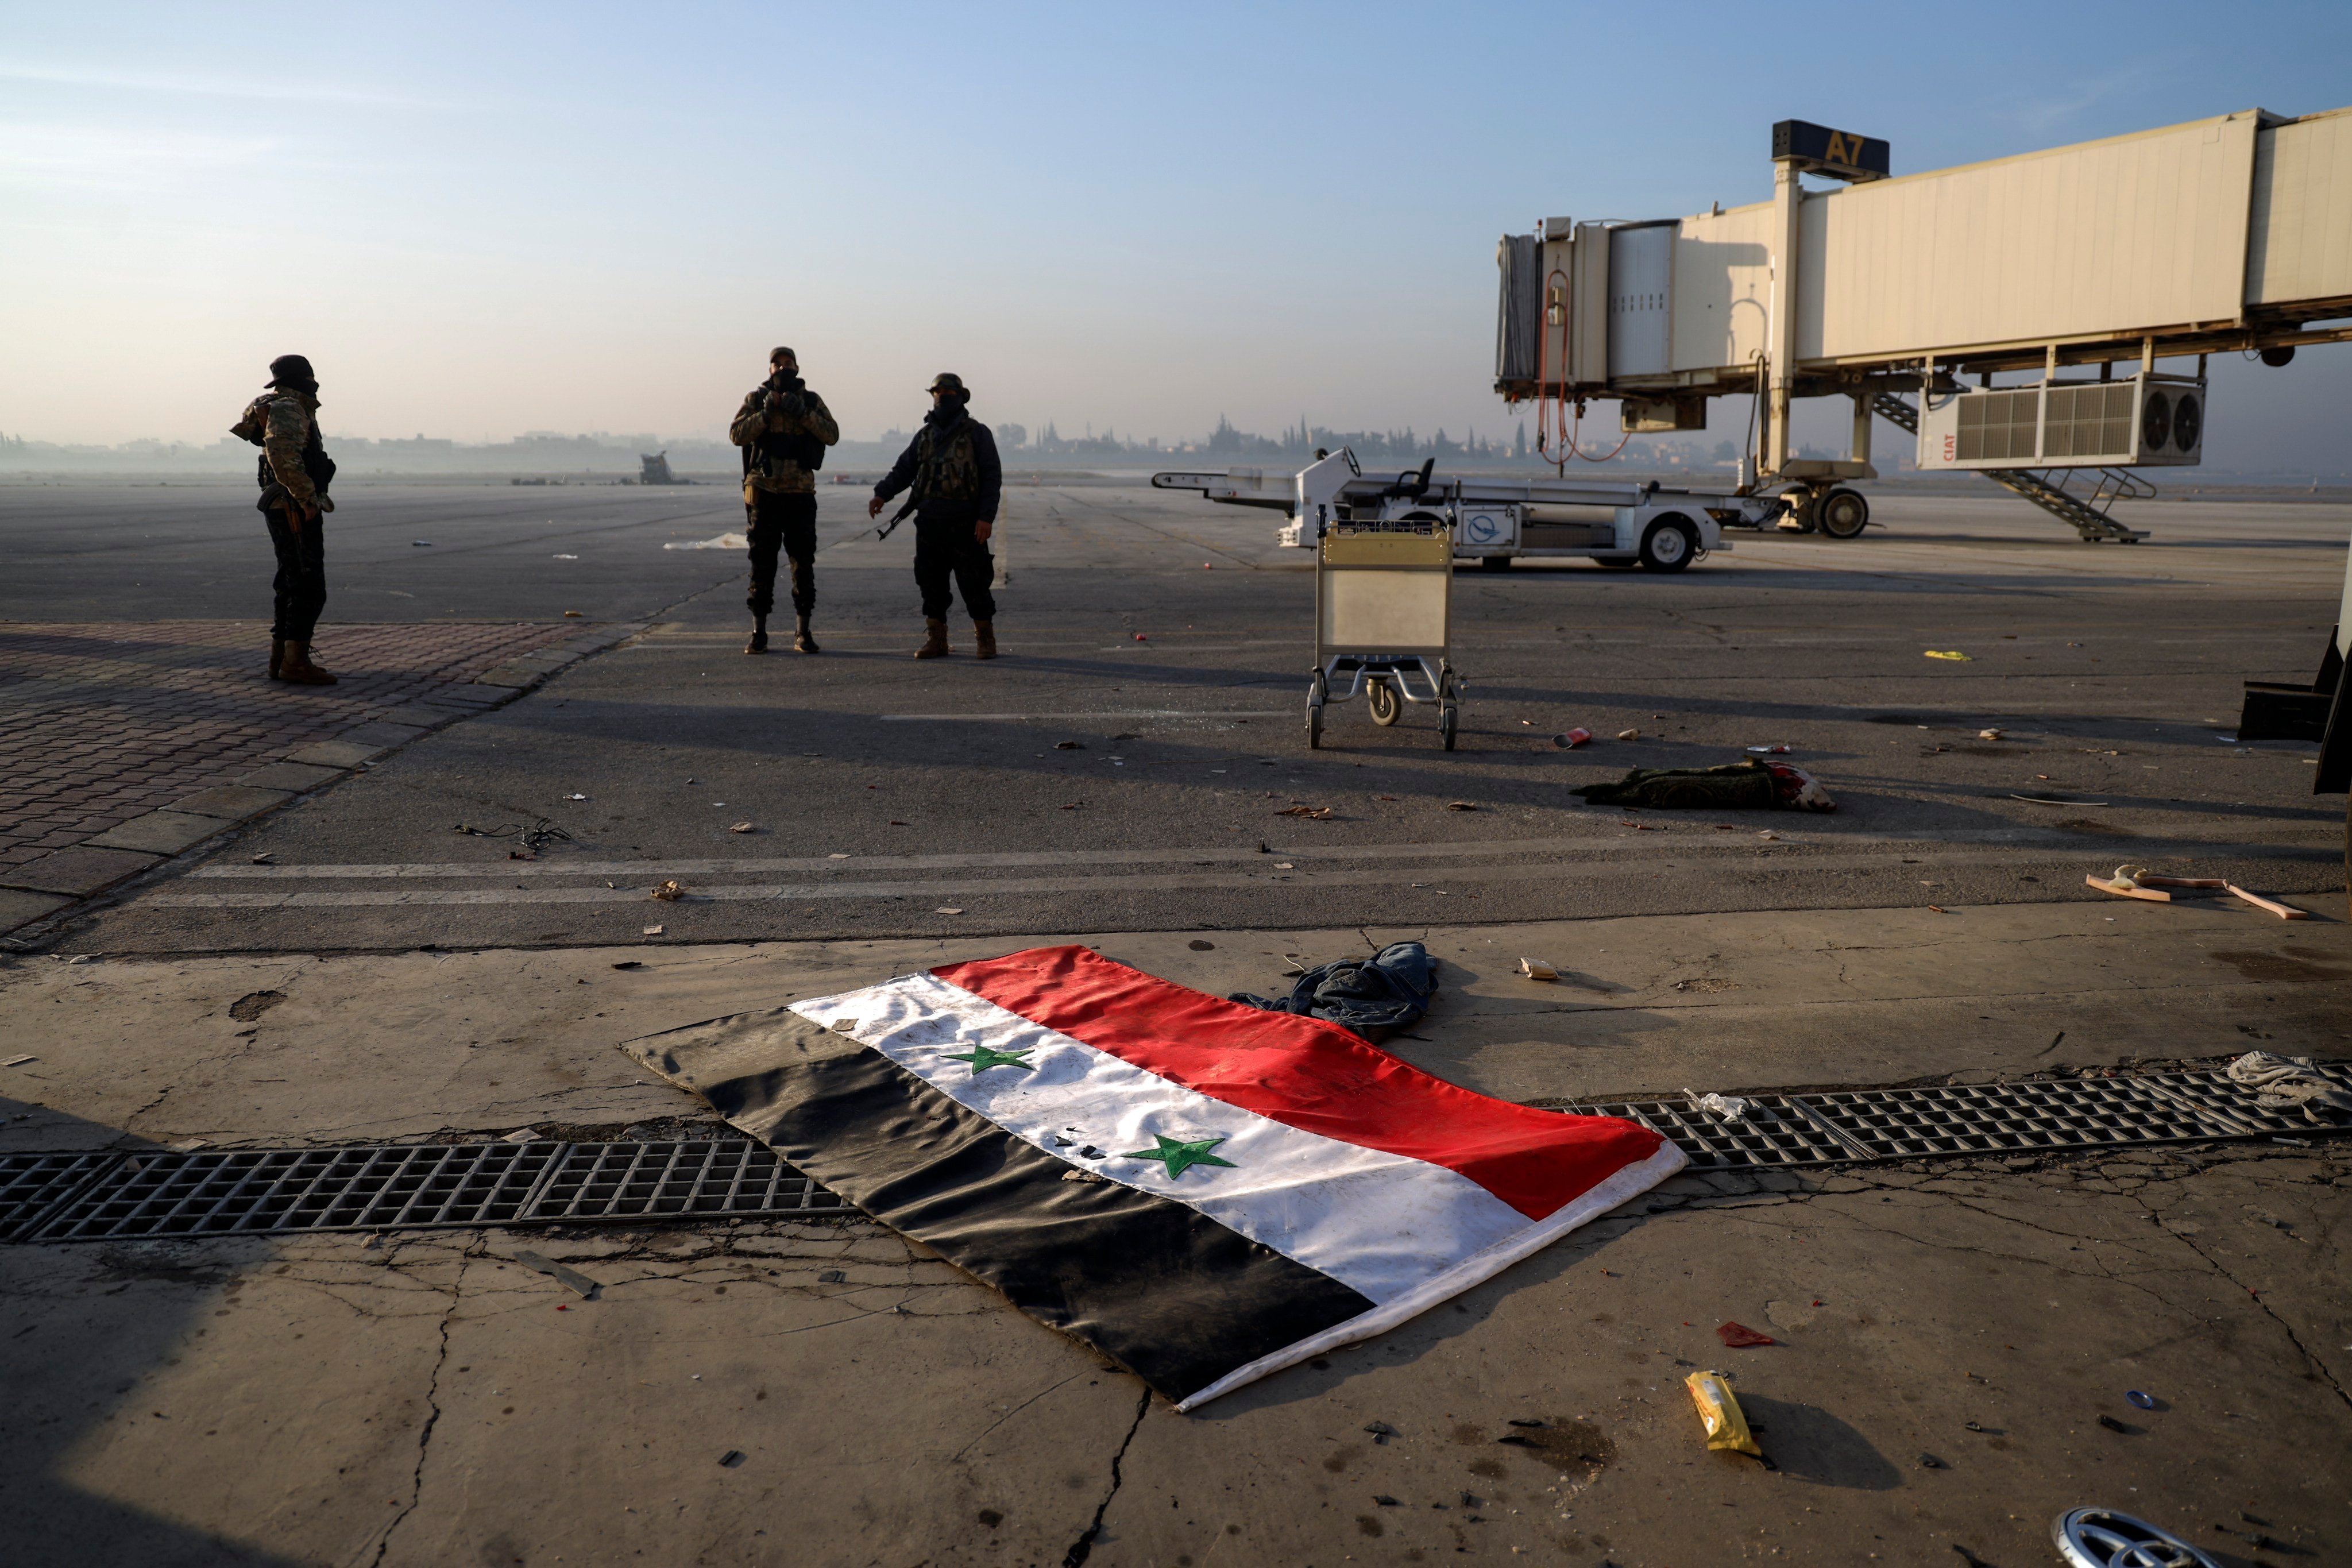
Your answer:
[2,903,2347,1565]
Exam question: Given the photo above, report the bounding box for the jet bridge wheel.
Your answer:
[1817,488,1870,539]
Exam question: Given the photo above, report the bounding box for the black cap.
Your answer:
[267,354,316,389]
[926,372,968,397]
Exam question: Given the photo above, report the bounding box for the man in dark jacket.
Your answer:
[867,373,1002,659]
[228,354,338,685]
[729,346,841,653]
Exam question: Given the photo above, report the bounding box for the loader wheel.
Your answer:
[1817,488,1870,539]
[1638,517,1697,573]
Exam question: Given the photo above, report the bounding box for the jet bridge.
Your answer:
[1496,106,2352,540]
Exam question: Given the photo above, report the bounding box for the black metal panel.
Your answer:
[1805,1079,2223,1158]
[1582,1097,1860,1168]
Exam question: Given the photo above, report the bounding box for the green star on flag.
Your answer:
[1121,1134,1236,1180]
[944,1043,1035,1075]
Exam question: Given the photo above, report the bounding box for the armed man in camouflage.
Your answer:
[228,353,339,685]
[867,372,1002,659]
[728,346,841,654]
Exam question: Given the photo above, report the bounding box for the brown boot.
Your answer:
[793,615,819,654]
[280,642,337,685]
[914,619,951,659]
[268,639,286,680]
[973,621,997,660]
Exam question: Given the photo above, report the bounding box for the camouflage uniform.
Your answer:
[230,379,337,654]
[874,397,1001,627]
[728,380,840,621]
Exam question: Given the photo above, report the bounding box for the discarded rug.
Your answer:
[1228,940,1440,1041]
[1571,757,1835,812]
[622,944,1682,1410]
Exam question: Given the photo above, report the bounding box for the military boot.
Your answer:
[914,619,950,659]
[268,638,286,680]
[973,621,997,660]
[745,615,768,655]
[280,643,337,686]
[794,615,819,655]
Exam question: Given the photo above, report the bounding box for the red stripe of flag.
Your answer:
[933,945,1665,1220]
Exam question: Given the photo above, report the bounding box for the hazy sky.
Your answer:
[5,2,2349,469]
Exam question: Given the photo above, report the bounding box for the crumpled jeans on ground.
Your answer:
[1229,941,1439,1042]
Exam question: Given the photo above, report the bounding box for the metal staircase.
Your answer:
[1870,393,2151,543]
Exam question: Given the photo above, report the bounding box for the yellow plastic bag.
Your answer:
[1686,1370,1764,1458]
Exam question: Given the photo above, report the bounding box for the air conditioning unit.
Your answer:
[1915,374,2204,470]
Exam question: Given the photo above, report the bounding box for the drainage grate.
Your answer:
[525,1140,847,1222]
[0,1152,119,1242]
[9,1140,853,1243]
[1574,1065,2350,1169]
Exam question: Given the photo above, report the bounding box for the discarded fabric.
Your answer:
[2227,1052,2352,1122]
[1230,941,1441,1042]
[624,944,1682,1411]
[1572,758,1833,812]
[1717,1322,1775,1348]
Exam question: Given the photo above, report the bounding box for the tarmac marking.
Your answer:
[879,710,1291,722]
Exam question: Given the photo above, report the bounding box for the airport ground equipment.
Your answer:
[1496,106,2352,540]
[1153,449,1783,571]
[1303,470,1462,751]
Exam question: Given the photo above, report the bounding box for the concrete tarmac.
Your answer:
[2,477,2348,1566]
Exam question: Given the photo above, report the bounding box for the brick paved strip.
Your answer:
[0,620,608,877]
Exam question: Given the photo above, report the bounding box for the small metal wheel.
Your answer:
[1816,487,1870,539]
[1439,704,1458,751]
[1366,678,1400,726]
[1307,700,1323,748]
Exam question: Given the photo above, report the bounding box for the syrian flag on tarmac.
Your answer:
[627,944,1683,1409]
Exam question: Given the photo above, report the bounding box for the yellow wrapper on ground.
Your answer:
[1686,1370,1764,1457]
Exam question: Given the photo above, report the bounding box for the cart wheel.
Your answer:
[1367,679,1400,726]
[1307,700,1323,749]
[1439,703,1458,751]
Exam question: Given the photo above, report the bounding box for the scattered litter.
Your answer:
[1274,862,1293,870]
[1743,744,1789,755]
[1617,728,1641,741]
[2225,885,2307,920]
[1055,740,1084,750]
[1556,728,1591,748]
[1716,1322,1775,1348]
[1918,1451,1947,1468]
[512,1249,601,1299]
[563,610,583,617]
[553,553,579,560]
[1274,805,1333,818]
[643,924,665,936]
[719,1450,746,1468]
[662,532,750,551]
[1372,1493,1402,1505]
[1978,728,2005,740]
[818,1269,846,1283]
[1690,1092,1751,1122]
[2126,1390,2157,1409]
[2227,1052,2352,1121]
[1060,1168,1108,1183]
[1757,830,1779,841]
[1362,1420,1399,1444]
[1231,942,1439,1042]
[611,960,643,970]
[1446,800,1478,811]
[501,1127,539,1143]
[1189,939,1215,950]
[828,853,851,860]
[934,907,964,916]
[650,879,686,902]
[169,1138,211,1152]
[411,540,432,547]
[2,1055,34,1068]
[250,853,272,864]
[455,818,576,853]
[565,793,588,801]
[2096,1414,2131,1434]
[730,822,756,833]
[1928,905,1949,914]
[1685,1370,1763,1457]
[1924,650,1972,661]
[1518,959,1559,982]
[1573,758,1833,812]
[1132,632,1148,642]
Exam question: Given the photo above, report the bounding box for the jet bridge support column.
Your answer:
[1765,161,1802,475]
